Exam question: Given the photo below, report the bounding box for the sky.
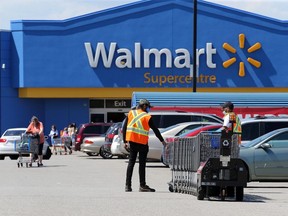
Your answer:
[0,0,287,30]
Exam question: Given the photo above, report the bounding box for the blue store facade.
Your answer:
[0,0,288,134]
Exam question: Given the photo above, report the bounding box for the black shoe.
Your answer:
[139,185,156,192]
[125,185,132,192]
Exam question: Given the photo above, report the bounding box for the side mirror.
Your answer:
[260,143,271,149]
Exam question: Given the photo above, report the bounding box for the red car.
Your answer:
[74,122,113,151]
[166,124,222,143]
[179,124,222,137]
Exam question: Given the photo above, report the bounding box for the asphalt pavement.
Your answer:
[0,151,288,216]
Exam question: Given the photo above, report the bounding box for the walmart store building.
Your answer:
[0,0,288,134]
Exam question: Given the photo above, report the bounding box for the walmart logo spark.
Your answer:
[222,33,261,77]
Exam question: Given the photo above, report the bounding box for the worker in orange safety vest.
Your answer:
[221,101,242,144]
[122,99,167,192]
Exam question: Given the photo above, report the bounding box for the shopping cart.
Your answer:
[165,131,248,201]
[14,133,39,168]
[52,137,72,155]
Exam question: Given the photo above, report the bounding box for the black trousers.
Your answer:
[126,142,149,187]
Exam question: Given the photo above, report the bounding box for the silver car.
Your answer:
[240,127,288,181]
[0,128,52,160]
[81,135,113,159]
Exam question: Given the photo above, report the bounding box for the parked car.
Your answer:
[150,122,222,161]
[178,124,223,138]
[0,128,52,160]
[240,116,288,143]
[110,134,128,158]
[162,124,222,166]
[80,135,113,159]
[105,122,122,143]
[148,112,223,129]
[214,116,288,144]
[116,110,223,159]
[74,122,113,151]
[240,127,288,182]
[119,122,219,161]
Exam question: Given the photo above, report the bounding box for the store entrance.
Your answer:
[90,111,128,123]
[89,98,131,123]
[107,112,126,123]
[90,113,105,123]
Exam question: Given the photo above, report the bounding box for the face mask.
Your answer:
[222,110,226,115]
[146,107,150,113]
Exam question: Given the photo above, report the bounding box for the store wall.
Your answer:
[2,0,288,133]
[10,0,288,90]
[44,98,89,134]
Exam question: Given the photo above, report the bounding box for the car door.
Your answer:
[254,131,288,178]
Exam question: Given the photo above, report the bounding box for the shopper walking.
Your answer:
[123,99,166,192]
[26,116,45,166]
[49,125,59,154]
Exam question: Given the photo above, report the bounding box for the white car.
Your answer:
[81,136,113,159]
[110,134,129,158]
[0,128,52,160]
[147,122,220,161]
[119,122,219,161]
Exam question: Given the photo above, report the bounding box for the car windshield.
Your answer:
[3,130,25,136]
[241,129,282,148]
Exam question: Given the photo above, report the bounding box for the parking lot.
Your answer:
[0,152,288,216]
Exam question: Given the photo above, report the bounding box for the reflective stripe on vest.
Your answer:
[234,116,242,133]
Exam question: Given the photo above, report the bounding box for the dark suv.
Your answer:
[74,122,113,151]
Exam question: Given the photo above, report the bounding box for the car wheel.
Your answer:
[100,146,113,159]
[86,152,98,156]
[43,147,52,160]
[9,155,19,160]
[0,155,5,160]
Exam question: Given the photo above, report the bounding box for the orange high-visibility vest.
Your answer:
[126,109,151,145]
[227,112,242,134]
[225,112,242,144]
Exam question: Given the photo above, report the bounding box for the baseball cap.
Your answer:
[221,101,234,109]
[139,99,153,108]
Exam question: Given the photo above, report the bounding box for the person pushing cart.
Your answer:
[25,116,45,167]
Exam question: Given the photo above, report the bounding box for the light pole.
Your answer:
[192,0,198,92]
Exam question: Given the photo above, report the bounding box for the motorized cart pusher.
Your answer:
[164,130,248,201]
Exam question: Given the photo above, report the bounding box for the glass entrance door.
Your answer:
[107,112,126,123]
[90,113,105,123]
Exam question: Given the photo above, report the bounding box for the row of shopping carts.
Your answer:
[52,137,72,155]
[163,132,247,201]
